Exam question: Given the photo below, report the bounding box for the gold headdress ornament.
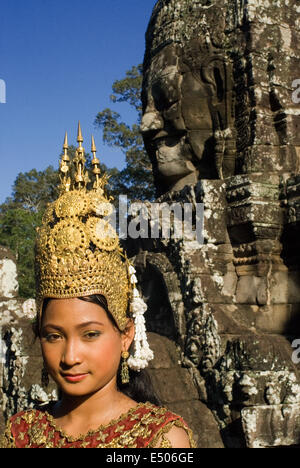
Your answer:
[35,123,153,370]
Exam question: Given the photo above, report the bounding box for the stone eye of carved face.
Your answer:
[151,71,181,113]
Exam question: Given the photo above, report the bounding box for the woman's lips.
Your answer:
[62,373,89,383]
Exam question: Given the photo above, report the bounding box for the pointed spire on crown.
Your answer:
[74,121,88,190]
[91,135,101,190]
[59,131,71,192]
[77,121,83,145]
[63,131,68,149]
[91,134,97,154]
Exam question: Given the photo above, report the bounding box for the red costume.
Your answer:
[0,401,196,448]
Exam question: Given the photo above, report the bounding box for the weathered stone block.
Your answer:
[242,145,297,174]
[236,276,268,305]
[203,209,228,245]
[255,304,293,334]
[149,368,199,403]
[242,404,300,448]
[147,332,181,369]
[211,304,259,335]
[228,203,283,233]
[195,180,227,211]
[192,273,235,305]
[268,271,300,304]
[227,173,280,202]
[168,400,225,448]
[189,244,233,276]
[221,270,238,298]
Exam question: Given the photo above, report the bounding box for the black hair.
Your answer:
[38,295,161,406]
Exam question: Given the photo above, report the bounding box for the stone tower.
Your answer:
[129,0,300,447]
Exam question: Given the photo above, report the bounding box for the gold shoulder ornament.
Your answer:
[34,123,153,370]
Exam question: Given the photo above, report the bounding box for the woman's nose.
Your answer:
[140,109,164,134]
[61,339,82,367]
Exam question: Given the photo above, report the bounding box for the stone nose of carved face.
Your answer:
[140,110,164,135]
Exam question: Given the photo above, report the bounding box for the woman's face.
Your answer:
[40,298,133,397]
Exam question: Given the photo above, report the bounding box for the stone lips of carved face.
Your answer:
[141,44,219,194]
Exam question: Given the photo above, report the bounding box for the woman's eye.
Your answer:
[84,331,101,339]
[45,333,62,342]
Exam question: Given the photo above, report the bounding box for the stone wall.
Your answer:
[137,0,300,448]
[0,247,57,435]
[125,176,300,447]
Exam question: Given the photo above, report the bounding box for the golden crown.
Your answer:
[35,123,130,331]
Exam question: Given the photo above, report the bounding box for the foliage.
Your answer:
[0,206,43,298]
[95,65,155,201]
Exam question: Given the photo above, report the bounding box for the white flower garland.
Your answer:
[127,265,154,371]
[22,298,37,320]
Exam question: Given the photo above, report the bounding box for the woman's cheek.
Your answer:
[90,336,121,371]
[41,342,62,370]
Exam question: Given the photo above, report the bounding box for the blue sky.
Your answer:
[0,0,157,204]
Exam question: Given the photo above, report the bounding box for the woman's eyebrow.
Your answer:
[76,321,105,328]
[41,324,64,332]
[42,321,104,331]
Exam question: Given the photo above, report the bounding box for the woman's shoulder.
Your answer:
[0,408,36,448]
[139,401,187,424]
[0,405,55,448]
[9,404,51,425]
[130,401,179,421]
[135,402,197,448]
[4,406,50,434]
[10,407,40,420]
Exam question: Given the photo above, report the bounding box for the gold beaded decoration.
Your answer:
[86,217,119,252]
[35,123,131,331]
[55,191,89,218]
[121,351,130,384]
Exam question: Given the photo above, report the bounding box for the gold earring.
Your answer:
[121,351,130,384]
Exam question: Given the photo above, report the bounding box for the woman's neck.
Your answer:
[52,381,136,430]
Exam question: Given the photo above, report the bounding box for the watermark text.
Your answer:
[291,339,300,364]
[0,79,6,103]
[292,79,300,104]
[104,197,205,243]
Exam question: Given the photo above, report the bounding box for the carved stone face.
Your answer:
[142,43,223,195]
[141,41,233,195]
[236,373,261,406]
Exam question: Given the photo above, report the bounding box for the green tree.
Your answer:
[0,207,43,298]
[95,65,155,201]
[0,165,61,297]
[7,166,60,212]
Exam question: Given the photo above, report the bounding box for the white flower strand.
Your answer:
[22,298,37,320]
[127,266,154,371]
